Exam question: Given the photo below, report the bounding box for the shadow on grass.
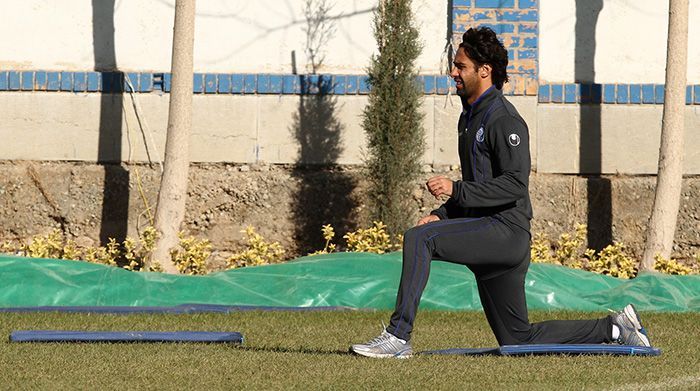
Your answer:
[238,345,352,356]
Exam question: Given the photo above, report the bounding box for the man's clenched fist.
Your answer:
[426,176,453,200]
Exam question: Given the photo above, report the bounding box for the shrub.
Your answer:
[585,242,637,279]
[344,221,400,254]
[530,232,553,264]
[553,223,587,269]
[654,254,692,275]
[362,0,425,236]
[227,226,285,268]
[171,233,211,275]
[309,224,337,255]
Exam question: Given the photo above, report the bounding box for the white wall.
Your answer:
[540,0,700,83]
[0,0,448,74]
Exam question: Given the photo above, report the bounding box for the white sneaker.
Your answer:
[611,304,652,347]
[350,329,413,359]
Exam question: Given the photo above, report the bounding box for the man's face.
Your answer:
[450,47,480,99]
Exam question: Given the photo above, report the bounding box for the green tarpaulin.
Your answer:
[1,252,699,311]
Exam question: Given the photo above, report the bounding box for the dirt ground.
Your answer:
[1,161,699,267]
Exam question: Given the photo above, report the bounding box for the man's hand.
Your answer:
[416,214,440,226]
[426,176,453,200]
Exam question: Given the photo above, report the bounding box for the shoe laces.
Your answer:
[365,322,392,347]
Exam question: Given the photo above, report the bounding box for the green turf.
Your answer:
[1,310,699,390]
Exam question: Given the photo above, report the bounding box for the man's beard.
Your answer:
[455,87,469,97]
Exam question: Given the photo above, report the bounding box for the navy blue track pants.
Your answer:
[386,216,613,345]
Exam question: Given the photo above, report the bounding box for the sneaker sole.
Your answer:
[624,305,651,347]
[350,347,412,359]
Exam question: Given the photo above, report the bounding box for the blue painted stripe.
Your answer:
[590,84,602,104]
[87,72,100,92]
[436,76,450,95]
[629,84,641,104]
[642,84,655,104]
[475,0,515,7]
[107,72,123,93]
[59,72,72,91]
[8,71,21,90]
[537,84,549,103]
[73,72,87,92]
[519,23,537,34]
[21,71,34,91]
[518,49,537,59]
[270,75,283,94]
[139,73,153,92]
[217,74,231,93]
[332,75,346,94]
[499,10,538,22]
[282,74,295,94]
[302,74,316,94]
[564,84,577,103]
[519,0,537,8]
[124,72,138,92]
[243,74,256,94]
[345,75,359,94]
[522,37,537,48]
[35,71,47,91]
[551,84,562,103]
[231,74,244,93]
[193,73,204,93]
[5,68,700,104]
[616,84,628,104]
[424,75,436,94]
[163,73,172,93]
[257,74,271,94]
[0,71,8,90]
[477,23,515,34]
[47,72,60,91]
[359,75,370,94]
[321,74,333,94]
[205,74,217,93]
[603,84,615,103]
[654,84,664,104]
[579,84,591,104]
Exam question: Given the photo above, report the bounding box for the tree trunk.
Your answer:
[640,0,688,271]
[149,0,196,273]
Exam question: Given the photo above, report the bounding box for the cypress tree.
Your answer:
[362,0,425,236]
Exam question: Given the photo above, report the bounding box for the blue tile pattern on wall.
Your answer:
[1,69,698,105]
[536,82,698,105]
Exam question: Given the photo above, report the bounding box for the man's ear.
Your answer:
[480,64,492,79]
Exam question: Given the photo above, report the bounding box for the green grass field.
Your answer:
[2,310,699,390]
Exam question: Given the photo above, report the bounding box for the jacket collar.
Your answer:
[463,85,499,116]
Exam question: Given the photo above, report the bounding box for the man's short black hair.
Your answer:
[459,27,509,89]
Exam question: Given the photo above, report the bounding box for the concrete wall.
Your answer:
[537,104,700,174]
[0,0,448,75]
[0,91,538,167]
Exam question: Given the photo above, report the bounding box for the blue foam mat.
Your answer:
[0,304,357,314]
[10,330,244,343]
[420,344,661,356]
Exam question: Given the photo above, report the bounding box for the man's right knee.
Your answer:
[403,226,425,246]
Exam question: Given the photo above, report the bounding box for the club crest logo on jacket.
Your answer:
[476,127,485,143]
